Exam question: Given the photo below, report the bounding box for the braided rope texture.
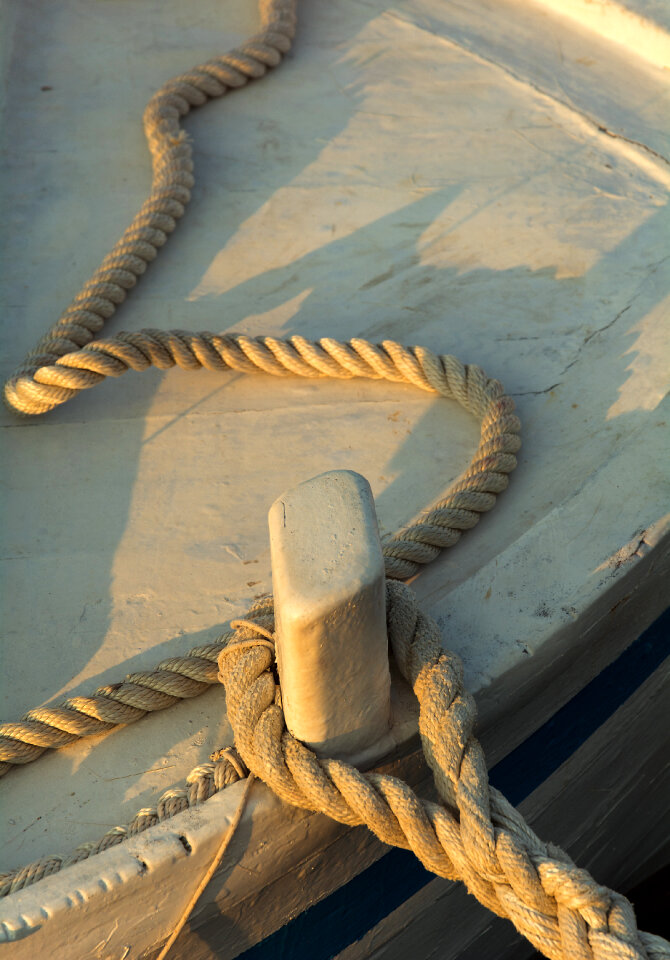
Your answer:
[0,747,246,899]
[0,338,520,775]
[8,328,521,574]
[0,634,232,778]
[3,0,298,417]
[218,584,670,960]
[0,0,521,781]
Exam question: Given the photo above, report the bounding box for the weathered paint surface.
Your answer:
[0,0,668,955]
[269,470,392,763]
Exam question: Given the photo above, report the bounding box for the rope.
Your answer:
[0,747,247,898]
[0,0,521,776]
[0,634,232,777]
[216,584,670,960]
[6,5,656,958]
[6,329,521,579]
[0,348,520,776]
[3,0,298,417]
[5,591,669,960]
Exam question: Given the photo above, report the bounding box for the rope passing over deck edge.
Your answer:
[216,584,670,960]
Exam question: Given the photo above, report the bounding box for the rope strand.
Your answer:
[3,0,298,416]
[0,340,520,775]
[3,5,657,959]
[213,585,670,960]
[0,747,247,897]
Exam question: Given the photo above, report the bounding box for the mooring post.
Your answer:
[268,470,392,765]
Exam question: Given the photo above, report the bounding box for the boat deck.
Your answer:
[1,0,668,956]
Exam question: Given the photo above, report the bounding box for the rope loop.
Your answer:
[4,327,522,582]
[215,583,665,960]
[2,3,665,958]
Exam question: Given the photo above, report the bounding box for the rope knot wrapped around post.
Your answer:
[218,582,668,960]
[1,0,667,954]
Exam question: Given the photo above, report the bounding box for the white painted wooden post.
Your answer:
[268,470,393,766]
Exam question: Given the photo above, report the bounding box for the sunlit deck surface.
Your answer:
[1,0,668,957]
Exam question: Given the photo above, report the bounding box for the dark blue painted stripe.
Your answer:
[236,608,670,960]
[491,607,670,805]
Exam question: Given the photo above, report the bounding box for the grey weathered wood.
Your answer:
[1,0,668,957]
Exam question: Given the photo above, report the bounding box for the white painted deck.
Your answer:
[1,0,668,957]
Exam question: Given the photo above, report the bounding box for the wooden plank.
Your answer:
[3,0,667,868]
[334,653,670,960]
[1,0,668,955]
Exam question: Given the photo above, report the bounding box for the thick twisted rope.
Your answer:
[3,0,298,417]
[0,635,229,778]
[0,342,520,775]
[4,593,669,960]
[2,329,521,579]
[4,329,522,581]
[0,746,247,898]
[0,0,521,776]
[217,583,670,960]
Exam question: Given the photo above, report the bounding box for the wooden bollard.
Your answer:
[268,470,392,765]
